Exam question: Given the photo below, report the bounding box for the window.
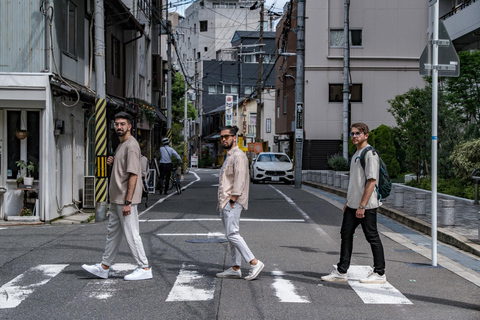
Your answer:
[244,54,258,63]
[193,23,196,34]
[329,29,362,47]
[244,85,254,95]
[204,47,208,52]
[112,36,120,77]
[329,84,363,102]
[6,111,40,180]
[138,0,150,16]
[65,0,77,55]
[208,85,239,95]
[200,20,208,32]
[248,113,257,135]
[208,85,217,94]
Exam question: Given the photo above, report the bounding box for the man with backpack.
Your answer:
[159,137,182,195]
[321,122,387,284]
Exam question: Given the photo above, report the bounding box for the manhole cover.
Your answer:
[186,238,228,243]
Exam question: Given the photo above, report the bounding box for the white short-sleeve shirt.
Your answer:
[346,145,382,209]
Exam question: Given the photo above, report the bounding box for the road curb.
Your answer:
[303,181,480,258]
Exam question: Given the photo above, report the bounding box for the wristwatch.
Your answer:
[229,199,235,204]
[358,205,366,210]
[125,200,132,205]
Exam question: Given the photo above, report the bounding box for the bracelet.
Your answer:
[358,205,366,210]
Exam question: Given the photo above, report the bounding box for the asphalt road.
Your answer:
[0,169,479,320]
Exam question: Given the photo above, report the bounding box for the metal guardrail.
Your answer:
[472,168,480,205]
[440,0,478,20]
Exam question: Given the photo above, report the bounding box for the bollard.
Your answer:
[334,173,342,188]
[478,211,480,241]
[341,175,349,190]
[327,171,334,186]
[307,170,312,181]
[321,172,327,184]
[394,187,404,208]
[441,200,455,226]
[314,172,321,183]
[415,193,426,216]
[302,171,306,181]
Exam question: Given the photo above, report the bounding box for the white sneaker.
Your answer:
[321,270,348,282]
[82,263,109,279]
[359,272,386,284]
[124,267,153,281]
[216,267,242,279]
[244,260,265,281]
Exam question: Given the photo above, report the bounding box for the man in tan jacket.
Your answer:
[216,125,264,281]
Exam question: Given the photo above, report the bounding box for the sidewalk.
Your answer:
[303,180,480,258]
[0,171,197,227]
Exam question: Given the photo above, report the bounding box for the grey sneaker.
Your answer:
[321,270,348,282]
[82,263,109,279]
[216,267,242,279]
[124,267,153,281]
[359,272,386,284]
[244,260,265,281]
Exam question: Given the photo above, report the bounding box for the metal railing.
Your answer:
[441,0,478,20]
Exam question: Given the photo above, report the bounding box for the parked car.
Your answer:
[250,152,294,184]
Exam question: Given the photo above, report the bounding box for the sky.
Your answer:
[173,0,291,16]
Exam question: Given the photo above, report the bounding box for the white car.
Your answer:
[250,152,294,184]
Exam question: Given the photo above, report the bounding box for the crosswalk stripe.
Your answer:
[347,266,413,305]
[166,264,216,302]
[0,264,69,309]
[157,232,225,237]
[81,263,137,300]
[271,271,310,303]
[142,218,304,222]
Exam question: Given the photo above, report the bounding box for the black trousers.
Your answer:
[159,163,172,192]
[337,206,386,275]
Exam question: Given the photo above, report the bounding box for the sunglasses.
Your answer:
[220,134,234,140]
[349,131,363,137]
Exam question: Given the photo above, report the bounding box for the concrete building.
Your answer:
[439,0,480,51]
[276,0,429,169]
[0,0,164,222]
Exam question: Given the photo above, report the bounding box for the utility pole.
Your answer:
[184,79,188,172]
[166,0,173,143]
[294,0,305,189]
[94,0,108,221]
[342,0,350,160]
[255,1,264,142]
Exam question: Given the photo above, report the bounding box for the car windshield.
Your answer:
[257,154,290,162]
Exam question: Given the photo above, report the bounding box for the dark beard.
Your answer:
[223,141,233,149]
[116,130,126,137]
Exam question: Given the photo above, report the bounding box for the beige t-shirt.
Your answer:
[346,145,382,209]
[109,136,143,205]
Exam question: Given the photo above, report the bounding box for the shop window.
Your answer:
[329,84,362,102]
[6,111,40,180]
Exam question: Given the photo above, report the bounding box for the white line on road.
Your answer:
[166,264,216,301]
[347,265,413,305]
[271,271,310,303]
[157,232,225,237]
[0,264,69,309]
[82,263,137,300]
[141,218,304,222]
[269,185,337,246]
[139,171,201,216]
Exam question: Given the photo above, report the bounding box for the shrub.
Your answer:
[327,154,349,171]
[450,139,480,182]
[405,176,475,200]
[368,125,400,178]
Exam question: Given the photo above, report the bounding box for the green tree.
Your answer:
[368,125,400,178]
[450,138,480,182]
[172,72,197,124]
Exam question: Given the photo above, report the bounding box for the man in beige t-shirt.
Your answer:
[82,112,152,281]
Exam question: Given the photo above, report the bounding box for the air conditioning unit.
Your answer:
[83,176,96,208]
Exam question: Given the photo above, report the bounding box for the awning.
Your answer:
[203,132,221,141]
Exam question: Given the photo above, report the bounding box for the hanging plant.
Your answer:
[140,107,157,128]
[15,130,28,140]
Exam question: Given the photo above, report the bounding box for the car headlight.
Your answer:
[287,168,293,172]
[257,167,265,172]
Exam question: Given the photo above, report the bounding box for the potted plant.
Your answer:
[20,208,32,216]
[16,160,37,186]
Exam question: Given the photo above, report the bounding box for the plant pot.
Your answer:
[23,177,34,186]
[15,130,28,140]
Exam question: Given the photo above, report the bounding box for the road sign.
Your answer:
[419,20,460,77]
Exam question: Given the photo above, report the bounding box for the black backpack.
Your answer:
[358,146,392,201]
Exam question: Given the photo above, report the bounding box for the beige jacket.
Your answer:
[217,146,249,210]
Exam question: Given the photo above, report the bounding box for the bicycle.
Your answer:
[167,168,182,195]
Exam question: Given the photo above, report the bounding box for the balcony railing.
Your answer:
[440,0,478,20]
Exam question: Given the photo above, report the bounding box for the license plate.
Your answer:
[272,176,280,182]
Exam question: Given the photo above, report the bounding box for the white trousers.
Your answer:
[220,203,255,266]
[101,204,149,268]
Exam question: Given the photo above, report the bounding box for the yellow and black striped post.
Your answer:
[95,98,108,221]
[166,129,172,145]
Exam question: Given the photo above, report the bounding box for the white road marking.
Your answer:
[166,264,216,301]
[139,171,201,216]
[142,218,304,222]
[270,185,337,246]
[157,232,225,237]
[0,264,69,309]
[0,228,7,230]
[271,271,310,303]
[347,265,412,305]
[82,263,137,300]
